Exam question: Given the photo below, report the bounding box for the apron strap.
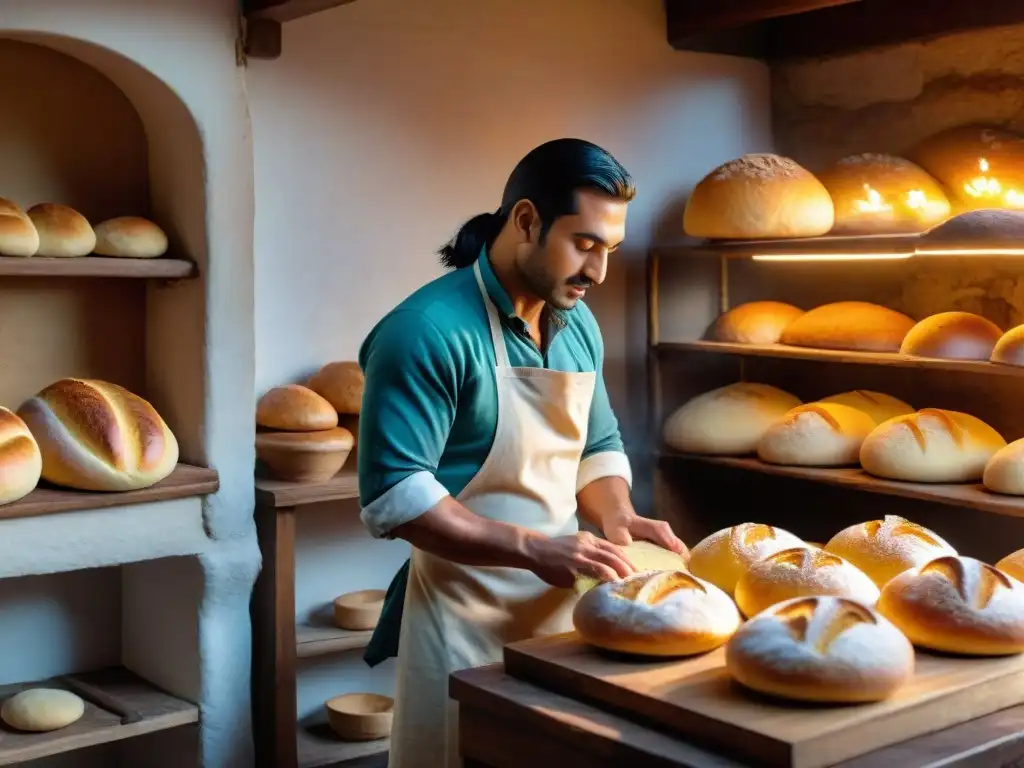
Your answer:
[472,259,510,370]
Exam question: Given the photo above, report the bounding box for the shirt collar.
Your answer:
[477,246,570,329]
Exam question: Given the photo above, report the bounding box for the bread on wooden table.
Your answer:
[683,154,834,240]
[878,555,1024,655]
[725,595,914,703]
[16,379,179,492]
[983,438,1024,495]
[572,569,741,657]
[93,216,168,258]
[756,402,875,467]
[899,311,1003,361]
[818,389,914,425]
[308,362,365,415]
[996,548,1024,582]
[257,384,338,432]
[991,325,1024,367]
[26,203,96,258]
[0,197,39,257]
[661,383,801,456]
[573,540,690,594]
[709,301,804,345]
[0,407,42,506]
[733,546,880,618]
[824,515,956,588]
[778,301,916,353]
[688,523,804,595]
[859,408,1006,483]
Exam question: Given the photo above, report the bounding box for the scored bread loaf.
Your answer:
[878,555,1024,655]
[26,204,96,258]
[16,379,179,492]
[899,311,1003,361]
[0,407,42,506]
[859,408,1006,483]
[991,324,1024,366]
[725,595,914,703]
[756,402,875,467]
[709,301,804,345]
[572,569,741,657]
[996,548,1024,582]
[93,216,168,258]
[256,384,338,432]
[688,523,805,595]
[662,383,801,456]
[779,301,916,352]
[307,362,364,415]
[818,390,914,425]
[983,437,1024,495]
[824,515,956,587]
[574,540,690,594]
[0,197,39,257]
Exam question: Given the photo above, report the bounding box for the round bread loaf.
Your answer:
[756,402,875,467]
[661,383,801,456]
[0,407,42,506]
[859,408,1006,483]
[778,301,916,353]
[0,197,39,257]
[983,437,1024,495]
[16,378,179,492]
[878,555,1024,655]
[709,301,804,345]
[734,546,880,618]
[256,427,355,483]
[26,203,96,258]
[257,384,338,432]
[572,569,741,656]
[93,216,168,258]
[688,523,805,595]
[683,154,835,240]
[308,362,364,415]
[899,311,1003,361]
[816,153,951,235]
[818,389,914,425]
[574,540,690,594]
[1,689,85,732]
[824,514,956,587]
[996,548,1024,582]
[725,595,914,703]
[991,324,1024,367]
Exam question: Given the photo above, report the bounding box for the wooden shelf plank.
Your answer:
[0,463,219,522]
[297,723,388,768]
[0,256,196,279]
[245,0,358,22]
[297,624,373,659]
[0,666,197,766]
[255,468,358,509]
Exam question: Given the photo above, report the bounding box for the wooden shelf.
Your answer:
[255,468,358,509]
[0,666,197,766]
[297,723,388,768]
[0,256,196,279]
[0,463,219,522]
[296,624,373,659]
[244,0,358,22]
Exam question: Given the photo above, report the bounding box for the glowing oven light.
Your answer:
[962,157,1024,207]
[853,184,893,214]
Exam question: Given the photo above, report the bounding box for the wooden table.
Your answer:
[451,664,1024,768]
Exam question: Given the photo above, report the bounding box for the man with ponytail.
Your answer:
[356,138,688,768]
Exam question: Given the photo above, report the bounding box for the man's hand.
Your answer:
[601,509,689,557]
[524,531,636,589]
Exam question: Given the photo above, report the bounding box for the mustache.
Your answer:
[566,275,593,288]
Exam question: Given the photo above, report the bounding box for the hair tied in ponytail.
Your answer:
[438,208,508,270]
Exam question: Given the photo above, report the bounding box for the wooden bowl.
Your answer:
[255,427,354,483]
[325,693,393,741]
[333,589,386,631]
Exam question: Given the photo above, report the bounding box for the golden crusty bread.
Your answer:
[0,407,42,506]
[0,197,39,257]
[688,523,805,596]
[899,311,1003,361]
[991,324,1024,367]
[818,390,914,425]
[709,301,804,345]
[256,385,338,432]
[26,203,96,258]
[308,362,364,415]
[256,427,354,483]
[683,154,835,240]
[725,595,914,703]
[996,548,1024,582]
[93,216,168,258]
[983,437,1024,496]
[756,402,875,467]
[572,569,741,657]
[16,379,179,492]
[573,540,690,594]
[779,301,916,353]
[824,515,956,588]
[878,555,1024,655]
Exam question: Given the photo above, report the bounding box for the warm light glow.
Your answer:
[751,252,913,262]
[853,184,892,214]
[962,157,1024,208]
[915,247,1024,256]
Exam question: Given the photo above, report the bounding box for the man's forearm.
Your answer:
[577,475,634,531]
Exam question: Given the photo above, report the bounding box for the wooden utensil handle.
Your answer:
[57,676,144,725]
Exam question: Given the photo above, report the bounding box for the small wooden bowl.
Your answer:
[255,427,354,483]
[325,693,393,741]
[333,589,386,630]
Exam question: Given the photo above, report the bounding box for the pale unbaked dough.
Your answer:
[1,688,85,732]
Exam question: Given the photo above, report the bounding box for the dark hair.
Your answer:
[438,138,635,269]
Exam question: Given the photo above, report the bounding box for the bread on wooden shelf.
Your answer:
[991,324,1024,366]
[688,523,804,595]
[256,384,338,432]
[26,203,96,258]
[818,389,914,425]
[308,361,364,415]
[859,408,1006,483]
[725,595,914,703]
[662,382,801,456]
[682,153,834,239]
[0,688,85,732]
[574,540,690,594]
[93,216,168,258]
[996,548,1024,582]
[572,569,741,657]
[824,515,956,588]
[899,311,1003,361]
[0,197,40,257]
[16,379,179,492]
[709,301,804,345]
[256,427,354,483]
[0,407,42,506]
[756,402,875,467]
[778,301,916,353]
[983,438,1024,495]
[878,555,1024,655]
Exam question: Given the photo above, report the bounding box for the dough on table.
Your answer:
[1,688,85,732]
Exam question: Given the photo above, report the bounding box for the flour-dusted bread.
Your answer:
[683,154,835,239]
[726,596,914,703]
[1,689,85,732]
[0,407,42,506]
[709,301,804,345]
[818,390,914,425]
[256,384,338,432]
[574,540,690,594]
[661,383,801,456]
[756,402,875,467]
[93,216,168,258]
[688,523,805,596]
[0,197,39,257]
[996,548,1024,582]
[26,203,96,258]
[983,438,1024,495]
[878,555,1024,655]
[779,301,916,353]
[308,361,365,415]
[859,408,1006,483]
[899,311,1003,361]
[733,546,880,618]
[991,324,1024,367]
[824,515,956,588]
[573,569,741,657]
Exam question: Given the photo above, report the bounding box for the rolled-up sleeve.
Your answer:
[357,309,459,538]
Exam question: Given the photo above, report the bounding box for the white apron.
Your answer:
[387,260,596,768]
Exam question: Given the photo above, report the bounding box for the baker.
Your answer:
[356,137,689,768]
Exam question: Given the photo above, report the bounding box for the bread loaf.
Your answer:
[991,324,1024,366]
[779,302,916,352]
[0,197,39,257]
[733,546,880,618]
[756,402,875,467]
[824,515,956,587]
[1,689,85,732]
[0,407,42,506]
[818,390,914,425]
[662,383,801,456]
[688,523,805,595]
[256,385,338,432]
[16,379,179,492]
[308,362,364,415]
[878,555,1024,655]
[574,540,690,594]
[93,216,168,258]
[725,596,914,703]
[683,154,835,240]
[256,427,354,483]
[996,548,1024,582]
[709,301,804,345]
[859,408,1006,483]
[26,204,96,258]
[983,438,1024,495]
[899,311,1003,361]
[572,569,741,656]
